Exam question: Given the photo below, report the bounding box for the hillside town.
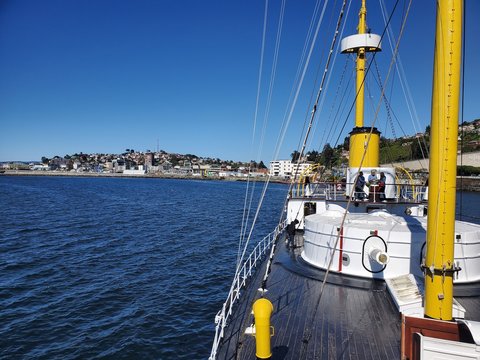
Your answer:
[1,150,272,179]
[2,119,479,179]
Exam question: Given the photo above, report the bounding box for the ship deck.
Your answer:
[216,234,480,360]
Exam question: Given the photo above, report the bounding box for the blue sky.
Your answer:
[1,0,478,162]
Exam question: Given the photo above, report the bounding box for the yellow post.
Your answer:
[424,0,462,321]
[355,0,367,128]
[253,298,274,359]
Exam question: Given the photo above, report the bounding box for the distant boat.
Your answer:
[210,1,480,359]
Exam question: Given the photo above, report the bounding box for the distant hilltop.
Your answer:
[1,150,269,178]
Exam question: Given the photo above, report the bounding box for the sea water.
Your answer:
[1,176,479,359]
[0,176,286,359]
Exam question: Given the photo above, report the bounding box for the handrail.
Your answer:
[296,163,324,196]
[290,181,427,202]
[209,219,287,360]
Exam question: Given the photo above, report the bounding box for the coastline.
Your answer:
[0,170,289,184]
[2,170,480,191]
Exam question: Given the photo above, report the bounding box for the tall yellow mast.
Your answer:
[341,0,381,169]
[424,0,463,321]
[355,0,367,128]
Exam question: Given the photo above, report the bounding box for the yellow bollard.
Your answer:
[253,298,274,359]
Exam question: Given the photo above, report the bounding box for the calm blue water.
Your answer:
[1,176,479,359]
[0,176,286,359]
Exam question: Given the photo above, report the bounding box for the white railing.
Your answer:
[293,181,428,202]
[209,220,287,360]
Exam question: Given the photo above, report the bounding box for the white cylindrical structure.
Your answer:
[340,33,381,53]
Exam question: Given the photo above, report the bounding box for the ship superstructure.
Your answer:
[210,1,480,359]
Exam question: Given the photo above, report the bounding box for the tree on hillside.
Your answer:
[411,139,429,160]
[258,161,267,169]
[291,150,300,163]
[320,143,335,168]
[170,154,180,166]
[306,150,321,163]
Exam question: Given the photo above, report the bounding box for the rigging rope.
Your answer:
[256,0,287,162]
[379,0,430,159]
[261,2,353,309]
[332,0,402,149]
[281,0,326,143]
[237,0,270,269]
[285,0,352,243]
[300,1,410,357]
[459,0,466,218]
[271,0,330,167]
[320,56,353,147]
[238,0,288,270]
[370,56,426,169]
[372,57,397,139]
[237,0,331,277]
[308,0,353,153]
[236,0,328,273]
[289,0,347,193]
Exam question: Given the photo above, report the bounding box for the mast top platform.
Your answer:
[341,33,381,53]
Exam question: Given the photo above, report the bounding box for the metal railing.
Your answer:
[292,181,428,203]
[209,220,287,360]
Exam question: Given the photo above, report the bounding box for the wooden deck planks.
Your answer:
[215,235,480,359]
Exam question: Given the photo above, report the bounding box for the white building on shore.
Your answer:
[269,160,312,178]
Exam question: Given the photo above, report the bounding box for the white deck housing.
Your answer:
[300,206,480,283]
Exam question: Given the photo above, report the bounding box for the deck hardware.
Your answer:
[252,298,274,359]
[420,264,462,277]
[361,235,388,273]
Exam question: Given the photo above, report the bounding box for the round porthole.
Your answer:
[342,253,350,266]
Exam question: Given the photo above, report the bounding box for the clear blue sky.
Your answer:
[1,0,478,162]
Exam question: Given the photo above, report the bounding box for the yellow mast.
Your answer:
[424,0,463,321]
[355,0,367,128]
[341,0,381,169]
